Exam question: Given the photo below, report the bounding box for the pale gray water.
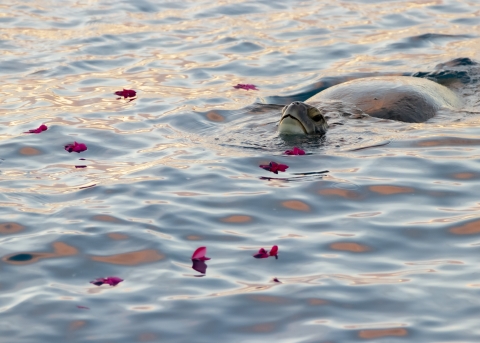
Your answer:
[1,0,480,342]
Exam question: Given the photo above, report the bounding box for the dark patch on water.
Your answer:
[7,253,34,262]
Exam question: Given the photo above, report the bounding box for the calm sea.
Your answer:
[1,0,480,342]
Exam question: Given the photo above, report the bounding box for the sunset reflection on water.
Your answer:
[1,0,480,342]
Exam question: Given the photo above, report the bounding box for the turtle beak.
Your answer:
[278,102,312,134]
[278,114,307,134]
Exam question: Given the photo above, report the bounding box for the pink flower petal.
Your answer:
[269,245,279,259]
[233,84,258,91]
[24,124,48,134]
[90,276,123,286]
[285,147,305,155]
[77,305,90,309]
[103,276,124,286]
[114,89,137,99]
[191,246,211,261]
[260,161,289,174]
[65,141,87,153]
[253,246,279,259]
[253,248,269,259]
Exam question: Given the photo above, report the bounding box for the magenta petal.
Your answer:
[253,248,269,258]
[192,259,208,274]
[103,276,124,286]
[90,276,123,286]
[115,88,136,98]
[295,147,305,155]
[233,84,258,91]
[192,246,210,260]
[65,141,87,153]
[269,245,279,258]
[25,124,48,134]
[259,161,288,174]
[285,147,305,155]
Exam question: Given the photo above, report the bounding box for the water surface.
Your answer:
[1,0,480,342]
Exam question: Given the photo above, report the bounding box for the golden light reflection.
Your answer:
[242,322,275,333]
[221,215,252,223]
[69,320,86,332]
[19,147,41,155]
[0,222,25,235]
[172,192,204,196]
[452,172,476,179]
[205,111,225,122]
[93,214,122,223]
[358,328,408,339]
[322,232,355,237]
[330,242,371,253]
[369,185,415,195]
[417,138,480,147]
[249,295,290,304]
[186,235,203,241]
[279,233,305,238]
[90,249,165,265]
[107,232,129,240]
[318,188,362,199]
[450,219,480,235]
[349,212,382,218]
[281,200,310,211]
[138,333,158,342]
[307,298,328,306]
[169,282,278,300]
[405,260,463,266]
[130,306,155,311]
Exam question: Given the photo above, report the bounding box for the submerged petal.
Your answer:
[192,259,208,274]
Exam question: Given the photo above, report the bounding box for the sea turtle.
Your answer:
[277,58,477,135]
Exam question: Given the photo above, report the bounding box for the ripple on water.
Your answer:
[2,0,480,342]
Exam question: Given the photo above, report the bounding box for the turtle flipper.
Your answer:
[412,58,477,84]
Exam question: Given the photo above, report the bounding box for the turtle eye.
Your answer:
[311,114,324,122]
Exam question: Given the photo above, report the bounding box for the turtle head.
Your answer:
[278,101,328,135]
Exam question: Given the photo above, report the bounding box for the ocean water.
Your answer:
[1,0,480,342]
